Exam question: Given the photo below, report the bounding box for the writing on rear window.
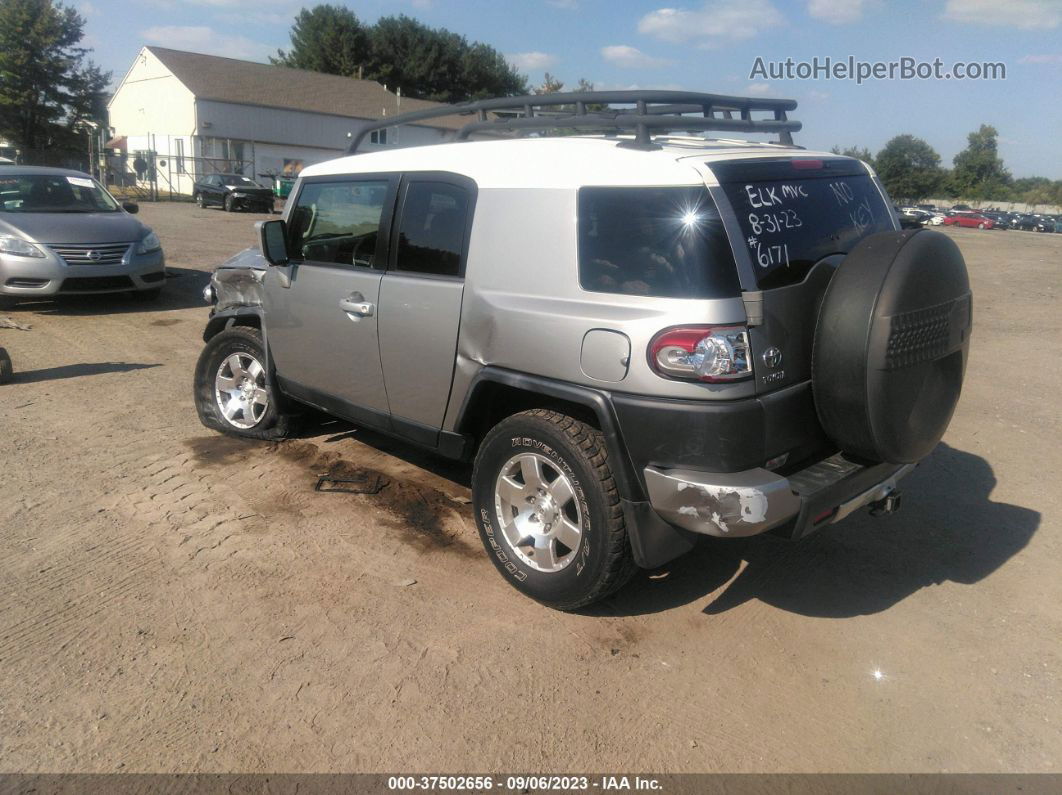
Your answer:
[719,166,893,289]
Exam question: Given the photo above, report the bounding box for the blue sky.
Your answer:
[79,0,1061,178]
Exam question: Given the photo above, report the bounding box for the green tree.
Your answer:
[275,7,526,103]
[271,4,369,77]
[535,73,564,94]
[951,124,1011,200]
[0,0,109,149]
[830,145,875,168]
[873,134,943,201]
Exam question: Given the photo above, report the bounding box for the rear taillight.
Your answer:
[648,325,752,383]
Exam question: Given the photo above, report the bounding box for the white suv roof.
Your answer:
[301,135,848,190]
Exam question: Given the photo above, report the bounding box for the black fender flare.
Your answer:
[201,307,298,414]
[455,367,698,568]
[202,306,265,343]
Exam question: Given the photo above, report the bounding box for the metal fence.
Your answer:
[100,150,254,201]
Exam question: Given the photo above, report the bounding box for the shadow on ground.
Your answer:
[13,361,161,384]
[7,267,210,316]
[589,442,1040,618]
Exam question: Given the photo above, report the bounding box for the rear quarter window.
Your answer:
[577,186,740,299]
[712,158,895,289]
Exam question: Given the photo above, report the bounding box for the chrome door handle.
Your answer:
[339,297,375,317]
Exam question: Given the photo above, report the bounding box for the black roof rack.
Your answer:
[345,90,801,153]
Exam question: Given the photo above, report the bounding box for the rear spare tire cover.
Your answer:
[812,229,972,464]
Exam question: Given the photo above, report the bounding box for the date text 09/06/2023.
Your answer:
[386,774,663,791]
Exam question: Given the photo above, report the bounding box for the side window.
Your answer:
[394,181,469,277]
[287,180,390,267]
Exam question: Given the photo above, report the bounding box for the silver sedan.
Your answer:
[0,166,165,308]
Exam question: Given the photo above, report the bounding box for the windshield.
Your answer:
[0,174,121,214]
[222,176,258,187]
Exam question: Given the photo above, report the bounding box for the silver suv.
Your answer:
[194,91,972,610]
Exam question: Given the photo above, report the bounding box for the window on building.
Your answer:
[175,139,185,174]
[393,181,470,278]
[370,129,388,145]
[287,180,391,267]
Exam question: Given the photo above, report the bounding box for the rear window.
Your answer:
[712,158,894,289]
[578,186,739,299]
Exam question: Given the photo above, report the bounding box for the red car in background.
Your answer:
[943,212,995,229]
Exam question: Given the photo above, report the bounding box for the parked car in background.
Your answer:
[980,211,1010,229]
[1032,215,1055,233]
[1010,214,1040,231]
[0,166,165,309]
[895,206,925,229]
[192,174,274,213]
[950,204,973,212]
[942,212,995,229]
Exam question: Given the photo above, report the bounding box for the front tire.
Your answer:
[471,409,635,610]
[193,326,294,440]
[195,192,205,208]
[224,194,235,212]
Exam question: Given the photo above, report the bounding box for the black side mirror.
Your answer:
[258,219,289,265]
[122,202,139,214]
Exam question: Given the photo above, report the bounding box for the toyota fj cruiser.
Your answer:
[193,91,972,610]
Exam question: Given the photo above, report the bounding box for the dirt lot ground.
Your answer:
[0,203,1059,773]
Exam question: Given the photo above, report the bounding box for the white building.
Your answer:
[106,46,468,196]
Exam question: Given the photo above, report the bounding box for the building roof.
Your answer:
[145,47,471,132]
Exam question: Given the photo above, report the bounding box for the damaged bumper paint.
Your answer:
[643,458,914,538]
[209,247,267,312]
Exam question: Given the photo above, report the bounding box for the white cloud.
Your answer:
[78,1,99,16]
[807,89,830,100]
[594,80,685,91]
[140,26,274,61]
[411,0,433,8]
[1019,53,1062,64]
[600,45,672,68]
[747,82,772,94]
[507,51,558,71]
[942,0,1059,29]
[807,0,872,24]
[638,0,784,46]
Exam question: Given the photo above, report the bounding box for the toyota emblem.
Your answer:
[762,346,783,369]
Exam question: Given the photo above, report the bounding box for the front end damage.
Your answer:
[644,453,914,539]
[205,247,267,314]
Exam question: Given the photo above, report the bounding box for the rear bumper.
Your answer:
[644,453,915,540]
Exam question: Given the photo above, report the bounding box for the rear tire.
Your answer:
[0,347,12,384]
[193,326,295,440]
[471,409,636,611]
